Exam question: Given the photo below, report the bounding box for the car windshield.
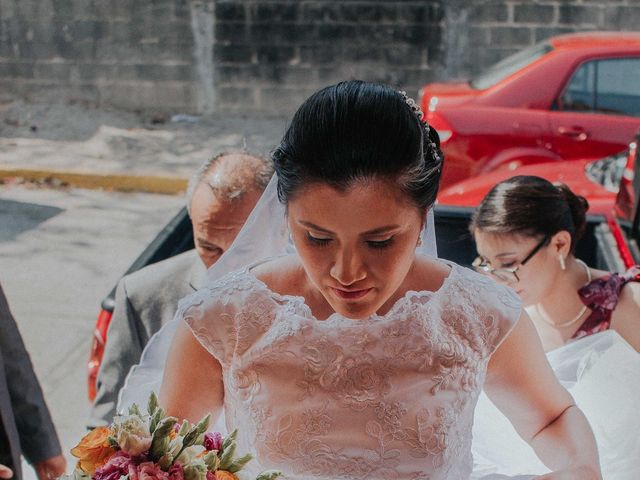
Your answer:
[585,150,628,193]
[470,42,553,90]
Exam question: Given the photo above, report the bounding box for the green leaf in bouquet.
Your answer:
[184,463,207,480]
[157,452,173,471]
[107,436,119,448]
[150,437,170,462]
[149,416,178,460]
[128,403,142,417]
[181,413,209,450]
[195,414,211,434]
[180,428,199,450]
[150,407,166,433]
[203,451,220,471]
[218,442,237,471]
[178,420,190,436]
[255,470,282,480]
[221,429,238,451]
[147,392,159,417]
[175,419,208,461]
[227,453,253,473]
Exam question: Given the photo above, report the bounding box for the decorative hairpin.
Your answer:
[399,90,441,170]
[399,90,424,120]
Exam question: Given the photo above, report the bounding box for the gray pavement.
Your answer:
[0,185,185,477]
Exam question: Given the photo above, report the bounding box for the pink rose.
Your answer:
[203,432,223,452]
[94,451,132,480]
[168,463,185,480]
[136,462,169,480]
[129,463,140,480]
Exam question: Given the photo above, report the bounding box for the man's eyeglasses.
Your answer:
[472,236,550,283]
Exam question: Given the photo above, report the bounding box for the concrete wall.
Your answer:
[1,0,638,114]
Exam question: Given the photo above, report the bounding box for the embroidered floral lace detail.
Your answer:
[183,263,521,480]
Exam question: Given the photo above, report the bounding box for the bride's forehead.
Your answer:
[287,179,420,224]
[291,178,410,205]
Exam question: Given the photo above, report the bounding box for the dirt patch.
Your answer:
[0,99,289,179]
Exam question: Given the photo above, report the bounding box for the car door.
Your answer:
[549,57,640,160]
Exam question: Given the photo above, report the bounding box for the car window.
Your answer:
[560,61,596,111]
[596,58,640,116]
[470,42,552,90]
[559,58,640,117]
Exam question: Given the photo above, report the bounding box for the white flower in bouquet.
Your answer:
[111,414,153,456]
[176,445,205,465]
[167,435,184,460]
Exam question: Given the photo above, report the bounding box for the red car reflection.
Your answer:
[421,32,640,188]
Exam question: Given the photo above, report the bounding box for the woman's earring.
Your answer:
[558,254,566,270]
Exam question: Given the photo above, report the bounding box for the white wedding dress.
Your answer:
[128,259,522,480]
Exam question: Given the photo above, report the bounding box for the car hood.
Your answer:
[437,159,616,215]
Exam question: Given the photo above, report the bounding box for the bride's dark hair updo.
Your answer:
[470,176,589,253]
[272,80,444,211]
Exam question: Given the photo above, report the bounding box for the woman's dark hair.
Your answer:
[470,176,589,252]
[272,80,444,211]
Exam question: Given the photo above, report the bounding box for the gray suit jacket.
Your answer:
[89,249,205,427]
[0,283,61,480]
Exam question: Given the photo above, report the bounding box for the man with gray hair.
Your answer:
[89,152,272,426]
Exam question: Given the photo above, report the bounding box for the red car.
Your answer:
[421,32,640,188]
[437,145,629,216]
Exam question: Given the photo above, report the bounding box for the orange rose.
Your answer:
[71,426,116,474]
[214,472,238,480]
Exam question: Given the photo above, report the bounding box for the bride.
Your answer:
[122,81,600,479]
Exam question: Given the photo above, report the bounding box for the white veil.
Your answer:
[118,173,438,412]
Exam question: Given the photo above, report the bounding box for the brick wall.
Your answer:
[0,0,638,114]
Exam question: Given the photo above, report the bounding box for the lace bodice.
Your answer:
[181,262,521,480]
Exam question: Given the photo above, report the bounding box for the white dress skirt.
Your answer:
[471,329,640,480]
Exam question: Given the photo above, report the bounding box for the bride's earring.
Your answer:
[558,254,566,270]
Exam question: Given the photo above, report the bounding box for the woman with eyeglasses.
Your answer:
[470,175,640,352]
[469,175,640,479]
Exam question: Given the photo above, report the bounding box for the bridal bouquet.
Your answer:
[64,393,280,480]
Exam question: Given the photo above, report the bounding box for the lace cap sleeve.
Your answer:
[485,280,523,354]
[455,268,522,357]
[179,270,253,366]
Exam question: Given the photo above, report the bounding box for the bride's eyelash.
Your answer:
[305,233,395,249]
[306,232,331,246]
[367,238,394,249]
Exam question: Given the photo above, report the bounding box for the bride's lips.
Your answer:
[331,287,373,300]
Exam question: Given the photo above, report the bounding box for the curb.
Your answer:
[0,168,187,195]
